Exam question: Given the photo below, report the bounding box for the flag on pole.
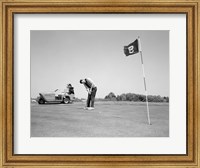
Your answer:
[124,39,139,56]
[124,37,151,125]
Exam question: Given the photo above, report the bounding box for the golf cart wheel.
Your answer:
[63,97,70,104]
[38,98,45,104]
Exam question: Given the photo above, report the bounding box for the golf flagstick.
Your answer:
[138,36,151,125]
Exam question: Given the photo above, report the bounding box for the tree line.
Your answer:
[104,92,169,102]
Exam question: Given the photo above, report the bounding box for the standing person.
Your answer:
[80,78,97,110]
[67,84,75,95]
[67,84,75,103]
[64,84,75,103]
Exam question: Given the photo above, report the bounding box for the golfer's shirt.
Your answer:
[84,78,96,89]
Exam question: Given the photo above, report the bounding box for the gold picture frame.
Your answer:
[0,0,199,167]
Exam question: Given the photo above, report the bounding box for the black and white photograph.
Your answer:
[31,30,169,137]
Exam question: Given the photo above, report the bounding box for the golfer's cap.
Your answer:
[67,83,72,87]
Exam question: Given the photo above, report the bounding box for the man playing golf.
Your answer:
[80,78,97,110]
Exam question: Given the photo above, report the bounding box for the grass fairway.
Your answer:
[31,101,169,137]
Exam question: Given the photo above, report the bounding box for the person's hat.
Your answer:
[67,83,72,87]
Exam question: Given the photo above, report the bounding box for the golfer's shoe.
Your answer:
[87,107,94,110]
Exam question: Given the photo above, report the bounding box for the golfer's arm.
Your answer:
[88,83,95,93]
[89,87,93,93]
[84,85,90,93]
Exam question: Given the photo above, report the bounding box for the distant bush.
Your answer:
[105,92,117,101]
[73,97,82,102]
[105,92,169,103]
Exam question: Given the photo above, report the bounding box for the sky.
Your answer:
[31,30,169,99]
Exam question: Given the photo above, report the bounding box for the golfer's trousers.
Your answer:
[87,87,97,107]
